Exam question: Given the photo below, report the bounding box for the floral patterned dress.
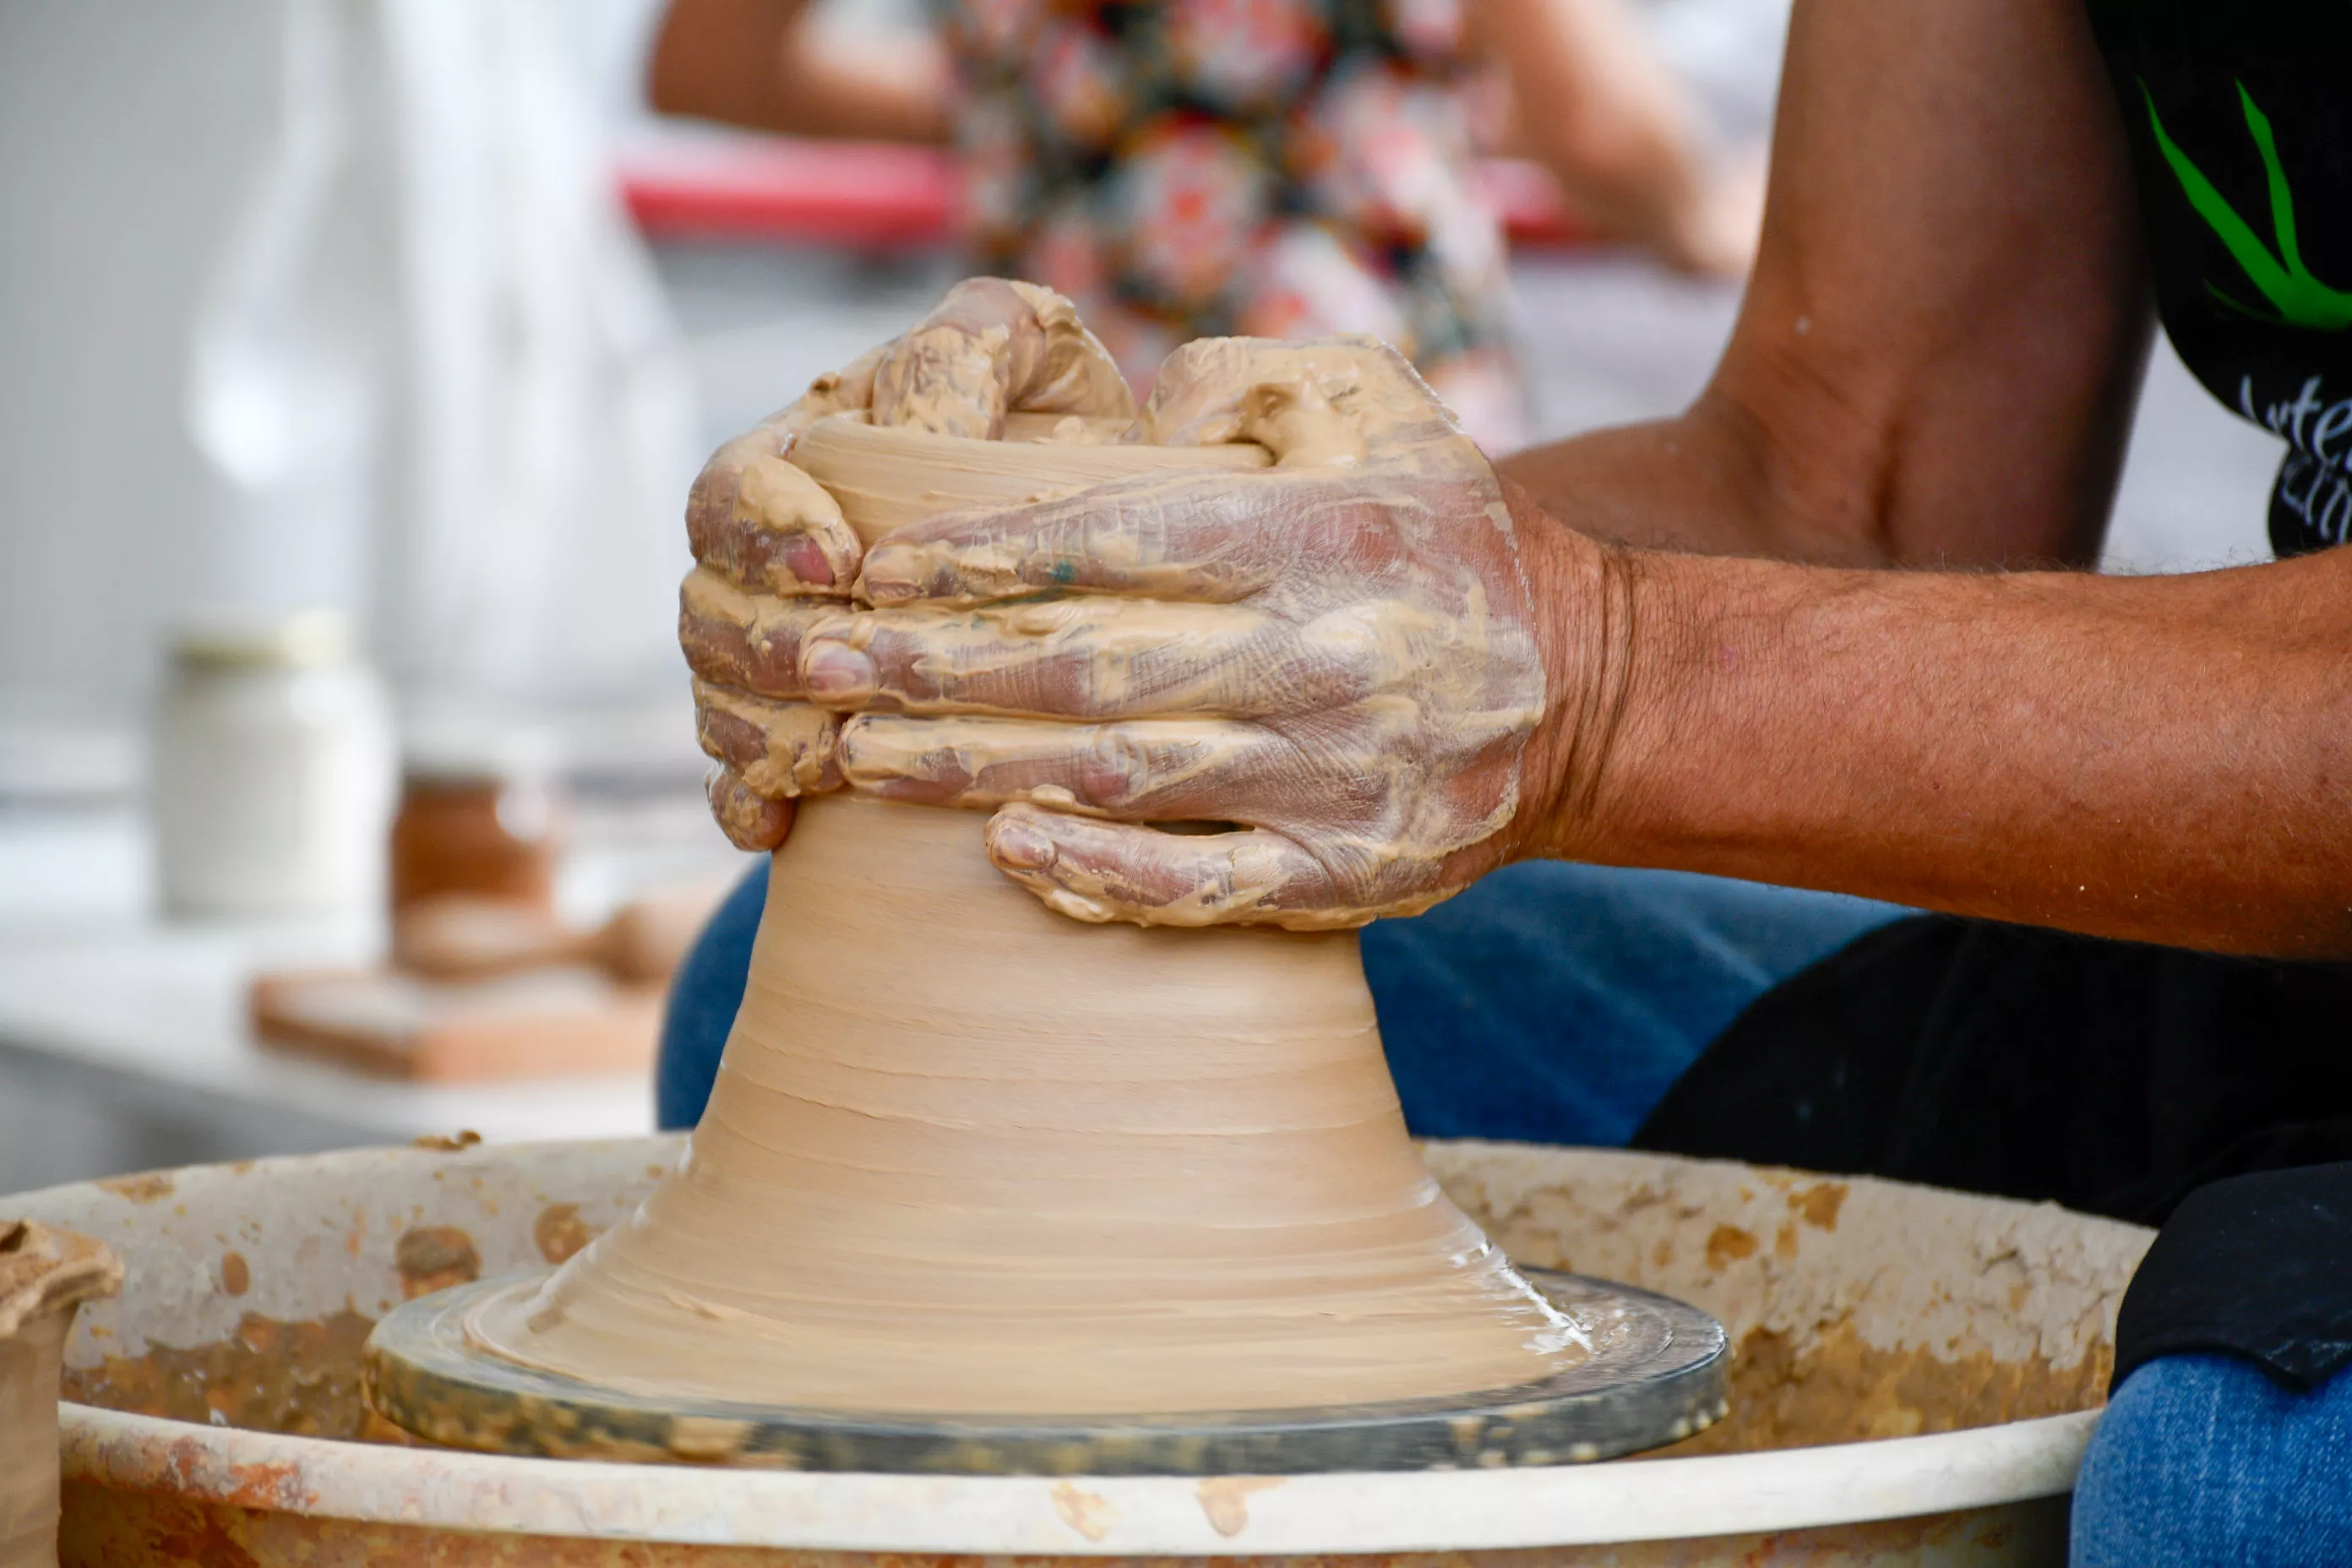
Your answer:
[936,0,1525,445]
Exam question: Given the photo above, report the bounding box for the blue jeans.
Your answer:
[2073,1354,2352,1565]
[654,858,1904,1141]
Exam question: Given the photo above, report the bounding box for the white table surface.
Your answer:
[0,803,743,1192]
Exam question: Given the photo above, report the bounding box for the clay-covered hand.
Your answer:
[678,280,1135,849]
[799,337,1573,929]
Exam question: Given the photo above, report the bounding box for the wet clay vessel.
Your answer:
[364,411,1726,1470]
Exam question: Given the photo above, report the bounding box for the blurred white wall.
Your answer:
[0,0,699,732]
[0,3,295,719]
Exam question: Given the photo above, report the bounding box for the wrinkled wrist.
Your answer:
[1501,478,1656,864]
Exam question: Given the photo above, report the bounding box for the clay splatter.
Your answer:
[532,1204,597,1266]
[1788,1180,1848,1232]
[1196,1475,1285,1537]
[394,1228,479,1299]
[1051,1481,1118,1542]
[62,1310,400,1441]
[1656,1319,2114,1457]
[1705,1225,1759,1271]
[95,1172,175,1205]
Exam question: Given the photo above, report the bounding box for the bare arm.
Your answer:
[1500,0,2153,567]
[692,0,2352,958]
[1467,0,1759,276]
[1487,0,2351,956]
[1521,525,2352,957]
[649,0,950,144]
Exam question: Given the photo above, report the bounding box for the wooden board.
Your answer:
[251,966,662,1083]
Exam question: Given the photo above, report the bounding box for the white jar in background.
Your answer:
[152,611,395,918]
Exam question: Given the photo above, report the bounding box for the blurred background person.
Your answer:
[645,0,1764,448]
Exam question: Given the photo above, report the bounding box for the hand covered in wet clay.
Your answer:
[802,337,1599,929]
[678,279,1136,849]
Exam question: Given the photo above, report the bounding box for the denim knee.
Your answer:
[2072,1352,2352,1567]
[655,861,768,1130]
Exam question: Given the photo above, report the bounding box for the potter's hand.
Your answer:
[803,337,1580,929]
[679,280,1134,849]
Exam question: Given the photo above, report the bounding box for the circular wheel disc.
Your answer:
[364,1268,1729,1475]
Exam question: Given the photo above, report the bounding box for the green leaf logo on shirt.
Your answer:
[2142,79,2352,330]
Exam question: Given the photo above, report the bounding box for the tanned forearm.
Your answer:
[1516,500,2352,958]
[650,0,950,144]
[1478,0,2335,951]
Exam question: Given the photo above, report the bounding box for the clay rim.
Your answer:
[0,1222,120,1337]
[362,1268,1729,1475]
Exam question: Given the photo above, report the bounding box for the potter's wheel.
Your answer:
[365,1266,1726,1474]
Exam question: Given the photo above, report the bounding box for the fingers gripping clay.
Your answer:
[681,280,1142,852]
[463,373,1587,1419]
[804,336,1553,930]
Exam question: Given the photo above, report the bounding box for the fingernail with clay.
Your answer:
[858,546,923,606]
[988,814,1058,872]
[802,640,876,703]
[780,534,837,588]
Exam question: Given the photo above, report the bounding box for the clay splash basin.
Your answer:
[7,1136,2148,1565]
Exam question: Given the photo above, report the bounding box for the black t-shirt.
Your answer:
[2080,0,2352,1391]
[2087,0,2352,555]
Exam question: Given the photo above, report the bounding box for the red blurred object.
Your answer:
[618,138,960,250]
[615,137,1592,253]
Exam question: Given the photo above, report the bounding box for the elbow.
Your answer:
[645,0,790,126]
[1679,374,1911,569]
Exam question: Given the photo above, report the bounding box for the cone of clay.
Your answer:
[463,415,1586,1418]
